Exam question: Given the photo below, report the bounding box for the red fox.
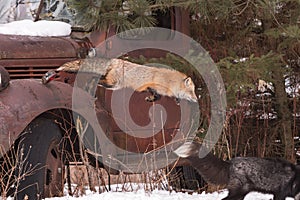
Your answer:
[57,58,198,102]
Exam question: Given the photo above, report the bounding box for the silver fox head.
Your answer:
[174,141,200,158]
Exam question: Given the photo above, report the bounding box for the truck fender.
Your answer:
[0,79,96,152]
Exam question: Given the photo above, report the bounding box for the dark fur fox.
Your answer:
[174,142,300,200]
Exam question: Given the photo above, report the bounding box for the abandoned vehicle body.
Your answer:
[0,4,200,199]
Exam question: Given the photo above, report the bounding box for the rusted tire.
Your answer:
[13,118,64,200]
[169,165,205,192]
[181,165,205,191]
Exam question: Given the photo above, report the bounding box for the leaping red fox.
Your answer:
[57,58,198,103]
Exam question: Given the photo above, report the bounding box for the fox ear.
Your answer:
[184,77,193,88]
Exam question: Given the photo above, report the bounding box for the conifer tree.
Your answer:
[191,0,299,161]
[68,0,171,30]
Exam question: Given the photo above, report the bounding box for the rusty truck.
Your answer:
[0,3,201,199]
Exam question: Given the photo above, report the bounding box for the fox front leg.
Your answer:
[175,97,180,105]
[145,87,161,102]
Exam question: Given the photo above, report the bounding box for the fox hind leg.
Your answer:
[145,87,161,102]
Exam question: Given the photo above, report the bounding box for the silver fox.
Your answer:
[174,142,300,200]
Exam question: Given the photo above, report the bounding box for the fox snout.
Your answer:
[188,91,198,102]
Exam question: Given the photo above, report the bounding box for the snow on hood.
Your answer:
[0,19,71,37]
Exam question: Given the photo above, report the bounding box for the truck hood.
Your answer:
[0,34,79,59]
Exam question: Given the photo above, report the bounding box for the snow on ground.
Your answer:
[0,19,71,36]
[44,190,279,200]
[41,184,283,200]
[43,189,298,200]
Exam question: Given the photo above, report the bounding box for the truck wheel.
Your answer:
[13,118,65,200]
[169,165,205,192]
[181,165,205,191]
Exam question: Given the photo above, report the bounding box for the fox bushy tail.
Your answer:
[174,142,230,186]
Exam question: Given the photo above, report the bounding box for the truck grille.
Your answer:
[5,66,57,79]
[1,58,75,79]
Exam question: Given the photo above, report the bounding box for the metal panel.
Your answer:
[95,87,192,153]
[0,34,90,79]
[0,34,78,59]
[0,79,95,152]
